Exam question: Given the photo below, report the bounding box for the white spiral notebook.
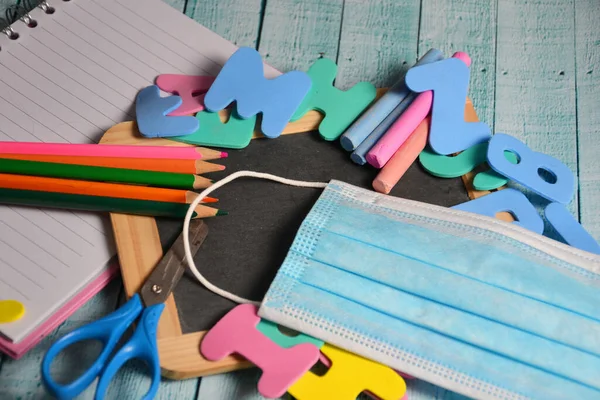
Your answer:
[0,0,278,351]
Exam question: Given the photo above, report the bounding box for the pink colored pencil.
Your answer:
[372,116,431,194]
[366,51,472,169]
[0,142,227,160]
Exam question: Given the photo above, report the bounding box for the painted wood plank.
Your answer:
[257,0,344,73]
[184,0,263,48]
[196,369,268,400]
[162,0,187,13]
[335,0,420,90]
[419,0,497,129]
[574,0,600,242]
[494,0,579,219]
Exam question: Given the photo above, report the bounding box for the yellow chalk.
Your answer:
[0,300,25,323]
[288,343,406,400]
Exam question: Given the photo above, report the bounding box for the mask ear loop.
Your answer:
[183,170,328,306]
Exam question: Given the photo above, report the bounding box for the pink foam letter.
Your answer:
[200,304,320,398]
[156,74,215,116]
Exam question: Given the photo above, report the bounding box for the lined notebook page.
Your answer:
[0,0,278,343]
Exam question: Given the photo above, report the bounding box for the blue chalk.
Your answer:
[350,92,418,165]
[487,133,575,204]
[405,57,491,155]
[545,202,600,254]
[452,189,544,235]
[135,85,199,138]
[339,48,444,152]
[204,47,312,139]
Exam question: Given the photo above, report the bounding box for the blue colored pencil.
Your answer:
[339,48,444,152]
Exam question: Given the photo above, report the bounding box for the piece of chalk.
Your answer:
[366,91,433,168]
[351,92,418,165]
[372,116,431,194]
[366,52,472,168]
[339,48,444,152]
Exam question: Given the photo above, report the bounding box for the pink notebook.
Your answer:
[0,264,118,359]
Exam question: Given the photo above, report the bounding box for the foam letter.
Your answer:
[290,58,376,141]
[405,55,491,155]
[200,304,320,398]
[170,108,256,149]
[452,189,544,234]
[545,203,600,254]
[288,344,406,400]
[419,141,516,190]
[135,85,199,138]
[155,74,215,116]
[204,47,312,139]
[487,133,575,204]
[256,320,324,349]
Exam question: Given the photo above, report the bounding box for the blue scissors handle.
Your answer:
[42,294,163,400]
[96,303,164,400]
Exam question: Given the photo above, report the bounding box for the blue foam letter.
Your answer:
[204,47,312,139]
[135,85,199,138]
[545,203,600,254]
[405,58,491,155]
[452,189,544,234]
[487,133,575,204]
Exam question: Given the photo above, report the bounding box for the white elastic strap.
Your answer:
[183,170,328,306]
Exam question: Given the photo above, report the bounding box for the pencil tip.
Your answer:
[220,152,228,158]
[216,210,228,216]
[203,197,218,203]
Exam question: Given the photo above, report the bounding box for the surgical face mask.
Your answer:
[182,172,600,400]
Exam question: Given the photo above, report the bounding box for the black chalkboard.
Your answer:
[154,131,469,334]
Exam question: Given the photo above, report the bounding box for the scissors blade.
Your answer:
[140,220,209,307]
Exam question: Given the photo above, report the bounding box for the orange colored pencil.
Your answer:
[0,174,217,204]
[0,154,225,175]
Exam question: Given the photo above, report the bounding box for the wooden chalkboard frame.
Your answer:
[99,91,509,380]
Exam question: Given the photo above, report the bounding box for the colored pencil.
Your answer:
[0,174,217,204]
[0,188,226,219]
[102,121,228,161]
[0,154,225,174]
[0,142,227,160]
[0,158,212,190]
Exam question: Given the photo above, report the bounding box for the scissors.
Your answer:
[41,220,209,400]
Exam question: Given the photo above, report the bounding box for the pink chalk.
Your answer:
[200,304,320,398]
[156,75,215,116]
[366,91,433,168]
[366,52,472,169]
[372,117,431,194]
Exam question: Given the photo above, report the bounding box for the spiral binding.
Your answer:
[0,0,55,42]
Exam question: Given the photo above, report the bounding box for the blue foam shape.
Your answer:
[405,58,491,155]
[350,92,419,165]
[340,48,444,152]
[452,189,544,234]
[487,133,575,204]
[204,47,312,139]
[135,85,199,138]
[545,203,600,254]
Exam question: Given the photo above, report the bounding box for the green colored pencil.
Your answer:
[0,188,227,219]
[0,158,212,190]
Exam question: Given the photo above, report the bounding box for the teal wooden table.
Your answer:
[0,0,598,398]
